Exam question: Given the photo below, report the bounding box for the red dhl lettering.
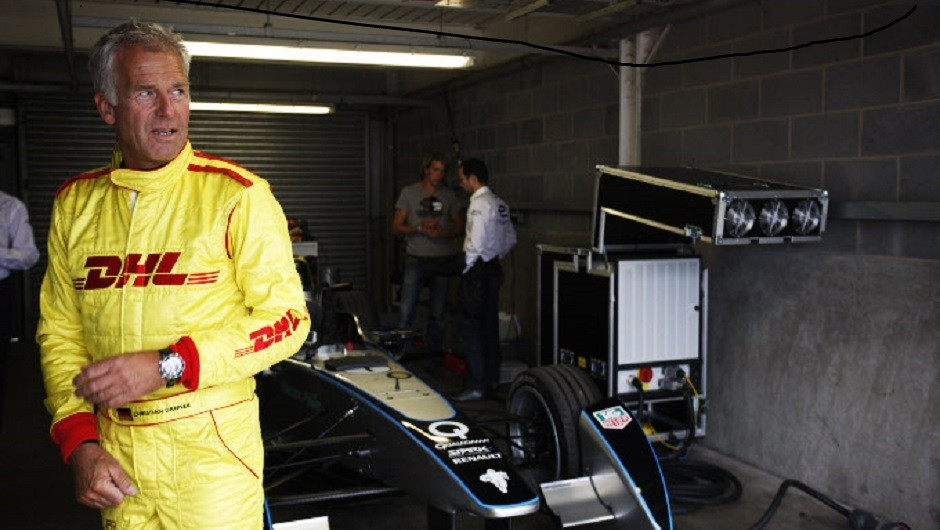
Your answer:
[243,311,304,357]
[73,252,219,290]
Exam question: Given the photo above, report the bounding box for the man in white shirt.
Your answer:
[454,158,516,401]
[0,189,40,428]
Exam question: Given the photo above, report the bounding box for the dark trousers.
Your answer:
[398,254,463,350]
[458,259,503,392]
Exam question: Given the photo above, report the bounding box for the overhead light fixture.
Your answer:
[190,102,333,115]
[183,41,473,69]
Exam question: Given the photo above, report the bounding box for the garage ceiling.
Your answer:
[0,0,730,96]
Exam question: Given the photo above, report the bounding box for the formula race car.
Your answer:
[257,277,672,529]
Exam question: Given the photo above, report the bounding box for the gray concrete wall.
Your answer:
[391,0,939,526]
[702,245,939,528]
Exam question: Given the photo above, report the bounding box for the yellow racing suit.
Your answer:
[36,141,310,529]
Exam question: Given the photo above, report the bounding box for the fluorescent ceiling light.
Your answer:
[184,41,473,69]
[434,0,478,7]
[190,102,333,115]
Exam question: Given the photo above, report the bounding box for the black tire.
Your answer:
[507,364,602,483]
[555,363,603,412]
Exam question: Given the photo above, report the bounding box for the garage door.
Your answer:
[19,95,368,328]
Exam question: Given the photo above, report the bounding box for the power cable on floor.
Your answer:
[660,459,743,515]
[749,479,912,530]
[645,374,742,514]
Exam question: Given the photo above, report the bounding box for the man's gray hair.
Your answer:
[89,19,191,105]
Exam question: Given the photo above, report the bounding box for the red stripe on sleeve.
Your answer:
[51,412,99,464]
[171,337,201,390]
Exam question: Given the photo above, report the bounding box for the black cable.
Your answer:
[660,459,742,516]
[656,383,697,461]
[443,89,461,165]
[645,373,911,528]
[749,478,915,530]
[167,0,917,69]
[630,376,646,420]
[750,479,849,529]
[638,372,697,461]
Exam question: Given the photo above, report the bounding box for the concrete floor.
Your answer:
[1,340,850,529]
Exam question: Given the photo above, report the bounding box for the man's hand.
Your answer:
[71,442,138,510]
[73,351,164,408]
[422,218,443,238]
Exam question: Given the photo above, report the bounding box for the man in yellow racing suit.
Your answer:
[36,20,309,529]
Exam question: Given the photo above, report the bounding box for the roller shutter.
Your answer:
[19,95,368,329]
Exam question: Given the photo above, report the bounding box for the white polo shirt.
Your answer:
[463,186,517,273]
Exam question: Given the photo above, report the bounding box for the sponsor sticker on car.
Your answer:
[480,468,510,494]
[593,405,632,430]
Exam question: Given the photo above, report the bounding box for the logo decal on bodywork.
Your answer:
[429,420,470,440]
[73,252,219,290]
[593,405,632,430]
[480,468,510,494]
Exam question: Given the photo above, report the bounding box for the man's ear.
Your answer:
[94,93,116,125]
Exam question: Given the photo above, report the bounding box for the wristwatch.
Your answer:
[158,348,185,388]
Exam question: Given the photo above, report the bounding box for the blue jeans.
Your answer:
[458,259,503,392]
[398,255,461,350]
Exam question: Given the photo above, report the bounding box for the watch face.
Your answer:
[161,353,185,379]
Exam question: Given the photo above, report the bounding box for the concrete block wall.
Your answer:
[391,57,619,359]
[391,1,938,526]
[639,3,938,527]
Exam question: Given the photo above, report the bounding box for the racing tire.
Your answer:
[554,363,604,411]
[507,364,602,483]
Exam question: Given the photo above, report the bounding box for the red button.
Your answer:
[638,367,653,383]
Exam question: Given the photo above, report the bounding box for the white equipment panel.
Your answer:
[617,258,700,366]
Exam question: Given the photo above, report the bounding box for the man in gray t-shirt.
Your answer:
[391,154,465,351]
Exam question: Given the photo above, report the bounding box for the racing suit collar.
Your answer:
[108,141,193,193]
[470,185,491,200]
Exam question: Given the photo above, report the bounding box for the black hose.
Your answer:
[750,479,850,530]
[656,384,698,461]
[660,460,743,515]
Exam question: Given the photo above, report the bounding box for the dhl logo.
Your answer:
[237,310,305,358]
[72,252,219,290]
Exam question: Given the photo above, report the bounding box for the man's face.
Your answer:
[423,160,446,187]
[95,46,190,170]
[458,167,472,193]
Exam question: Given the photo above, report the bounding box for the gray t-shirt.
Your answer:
[395,181,463,257]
